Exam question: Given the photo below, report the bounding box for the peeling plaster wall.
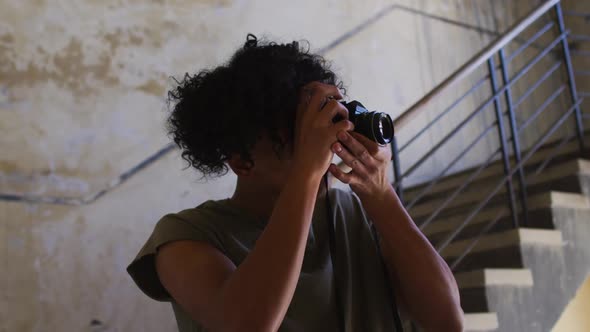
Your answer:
[1,0,583,331]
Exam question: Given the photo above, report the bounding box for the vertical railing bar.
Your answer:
[556,3,585,153]
[400,28,567,158]
[400,30,567,180]
[505,30,569,88]
[417,85,579,233]
[499,48,529,227]
[437,97,583,253]
[403,82,565,208]
[488,56,520,229]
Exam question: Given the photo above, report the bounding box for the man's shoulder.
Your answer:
[167,198,239,226]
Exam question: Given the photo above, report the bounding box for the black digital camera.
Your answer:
[334,100,394,145]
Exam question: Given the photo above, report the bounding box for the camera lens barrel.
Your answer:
[339,100,394,145]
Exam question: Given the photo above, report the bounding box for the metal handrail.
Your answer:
[382,0,585,271]
[436,97,584,254]
[330,0,587,272]
[424,4,584,255]
[399,30,568,181]
[333,0,564,177]
[393,0,559,132]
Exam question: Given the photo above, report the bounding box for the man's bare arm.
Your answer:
[360,187,464,332]
[156,169,322,332]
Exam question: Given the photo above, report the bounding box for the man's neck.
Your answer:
[229,175,328,222]
[229,178,279,221]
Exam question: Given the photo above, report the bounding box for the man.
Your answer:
[127,34,463,331]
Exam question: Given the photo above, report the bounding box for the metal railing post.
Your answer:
[555,2,585,153]
[391,136,404,204]
[499,49,529,227]
[488,57,520,229]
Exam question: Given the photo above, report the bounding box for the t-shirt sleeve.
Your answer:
[126,211,225,301]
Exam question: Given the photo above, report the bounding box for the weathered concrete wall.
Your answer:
[1,0,584,331]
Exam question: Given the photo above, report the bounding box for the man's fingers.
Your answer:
[329,164,355,184]
[337,131,380,171]
[338,131,374,160]
[332,141,370,178]
[349,132,380,154]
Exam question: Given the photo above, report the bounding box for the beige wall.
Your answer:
[552,276,590,332]
[1,0,586,331]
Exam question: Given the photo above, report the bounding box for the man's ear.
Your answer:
[227,154,254,176]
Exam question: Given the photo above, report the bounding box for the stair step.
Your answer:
[422,191,590,240]
[457,269,534,316]
[455,268,534,289]
[408,155,590,206]
[396,135,590,331]
[539,190,590,209]
[441,228,563,259]
[403,137,586,203]
[426,209,554,246]
[407,160,590,220]
[464,312,499,331]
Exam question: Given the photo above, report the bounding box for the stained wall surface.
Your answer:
[2,0,586,330]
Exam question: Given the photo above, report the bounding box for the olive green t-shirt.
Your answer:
[127,188,397,331]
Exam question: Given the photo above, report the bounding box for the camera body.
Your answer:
[335,100,394,145]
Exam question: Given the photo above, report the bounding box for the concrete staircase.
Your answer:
[403,137,590,331]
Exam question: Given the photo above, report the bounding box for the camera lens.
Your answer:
[375,112,394,145]
[339,100,394,145]
[356,111,394,145]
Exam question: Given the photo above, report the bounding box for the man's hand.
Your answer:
[328,131,393,201]
[292,82,354,179]
[330,132,464,332]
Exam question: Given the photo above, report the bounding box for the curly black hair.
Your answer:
[166,34,344,178]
